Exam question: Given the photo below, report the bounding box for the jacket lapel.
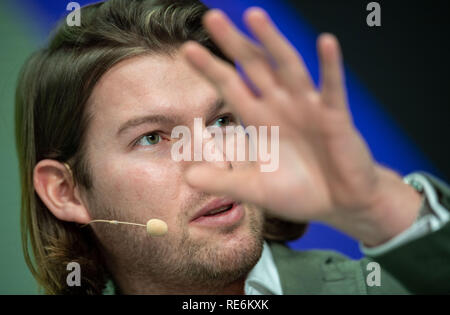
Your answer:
[268,241,367,294]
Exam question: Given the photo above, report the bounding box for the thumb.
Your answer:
[184,164,260,203]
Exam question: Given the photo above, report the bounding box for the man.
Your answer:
[16,0,449,295]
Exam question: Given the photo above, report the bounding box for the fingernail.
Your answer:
[246,7,266,19]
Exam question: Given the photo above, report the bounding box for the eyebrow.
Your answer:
[117,114,176,136]
[206,98,226,120]
[117,98,226,136]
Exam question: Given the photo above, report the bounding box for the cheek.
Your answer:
[96,159,184,221]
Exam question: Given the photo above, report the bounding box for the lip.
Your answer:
[191,197,238,222]
[190,202,245,227]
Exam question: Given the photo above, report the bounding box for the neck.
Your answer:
[102,248,249,294]
[110,268,247,294]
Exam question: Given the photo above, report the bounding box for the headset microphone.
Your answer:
[63,163,168,237]
[83,218,168,236]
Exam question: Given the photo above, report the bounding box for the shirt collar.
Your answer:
[244,240,283,295]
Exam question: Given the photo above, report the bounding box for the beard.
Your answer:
[87,191,265,294]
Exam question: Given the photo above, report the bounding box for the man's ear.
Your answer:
[33,159,92,224]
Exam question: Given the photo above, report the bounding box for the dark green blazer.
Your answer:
[269,172,450,294]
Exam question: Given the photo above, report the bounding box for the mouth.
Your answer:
[203,203,234,216]
[190,198,245,227]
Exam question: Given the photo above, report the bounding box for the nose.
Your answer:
[196,124,233,171]
[171,117,236,171]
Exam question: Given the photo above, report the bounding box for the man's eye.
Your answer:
[136,133,161,146]
[213,115,235,127]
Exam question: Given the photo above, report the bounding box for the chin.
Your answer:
[200,218,264,271]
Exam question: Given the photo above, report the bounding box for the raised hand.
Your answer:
[181,7,422,246]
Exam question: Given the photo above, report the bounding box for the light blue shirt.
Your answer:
[244,240,283,295]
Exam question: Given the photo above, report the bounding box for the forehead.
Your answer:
[87,52,218,124]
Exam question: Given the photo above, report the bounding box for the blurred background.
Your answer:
[0,0,448,294]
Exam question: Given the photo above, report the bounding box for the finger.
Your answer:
[317,33,348,110]
[181,40,267,126]
[244,7,315,95]
[184,164,263,205]
[203,9,279,97]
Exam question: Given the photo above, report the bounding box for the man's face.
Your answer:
[81,51,264,292]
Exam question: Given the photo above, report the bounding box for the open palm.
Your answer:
[181,8,418,238]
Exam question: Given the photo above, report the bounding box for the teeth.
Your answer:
[207,205,232,215]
